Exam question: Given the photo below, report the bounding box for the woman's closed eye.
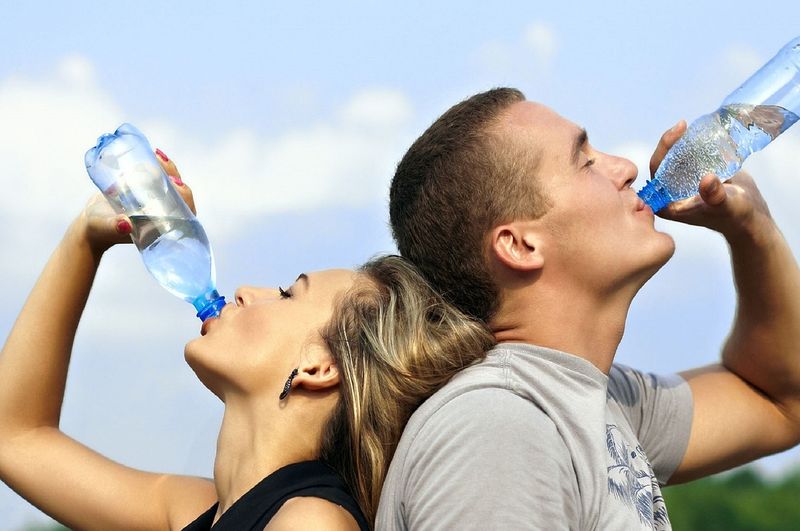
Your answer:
[278,286,292,299]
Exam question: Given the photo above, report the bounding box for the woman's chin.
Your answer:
[184,341,225,400]
[183,338,203,370]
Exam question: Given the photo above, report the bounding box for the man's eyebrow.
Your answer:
[571,128,588,165]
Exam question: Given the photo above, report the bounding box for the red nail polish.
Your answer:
[155,148,170,162]
[117,220,132,233]
[170,174,184,186]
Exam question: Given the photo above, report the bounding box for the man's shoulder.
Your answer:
[399,346,575,450]
[607,362,690,407]
[379,380,577,530]
[397,372,567,464]
[420,385,558,429]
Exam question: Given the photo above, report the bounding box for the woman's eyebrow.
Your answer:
[295,273,309,286]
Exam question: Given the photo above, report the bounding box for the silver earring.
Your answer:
[279,368,299,400]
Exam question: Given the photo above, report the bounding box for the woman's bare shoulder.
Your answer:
[265,496,361,530]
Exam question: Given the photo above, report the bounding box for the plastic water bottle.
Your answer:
[85,123,226,321]
[639,36,800,212]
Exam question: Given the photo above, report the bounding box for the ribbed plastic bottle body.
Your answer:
[639,37,800,212]
[85,124,225,320]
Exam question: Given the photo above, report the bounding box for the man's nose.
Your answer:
[608,154,638,189]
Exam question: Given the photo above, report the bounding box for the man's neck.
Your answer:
[211,395,319,523]
[491,282,635,374]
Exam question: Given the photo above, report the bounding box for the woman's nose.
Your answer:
[234,285,280,306]
[234,286,253,306]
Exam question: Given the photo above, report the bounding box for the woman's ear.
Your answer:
[293,351,340,392]
[490,222,545,272]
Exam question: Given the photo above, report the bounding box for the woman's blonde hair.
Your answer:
[319,255,495,525]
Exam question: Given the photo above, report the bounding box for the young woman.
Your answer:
[0,154,494,530]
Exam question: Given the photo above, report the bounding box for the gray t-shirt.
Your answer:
[376,342,693,530]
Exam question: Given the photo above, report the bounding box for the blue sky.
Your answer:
[1,2,799,528]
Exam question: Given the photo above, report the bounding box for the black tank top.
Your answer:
[182,460,370,530]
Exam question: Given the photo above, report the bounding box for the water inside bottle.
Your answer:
[653,104,799,200]
[724,104,799,156]
[129,215,216,303]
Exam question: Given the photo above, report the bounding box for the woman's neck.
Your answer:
[211,394,319,522]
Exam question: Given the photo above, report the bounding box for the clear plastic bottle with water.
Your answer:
[639,36,800,212]
[85,123,226,321]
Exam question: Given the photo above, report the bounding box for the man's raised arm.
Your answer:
[650,124,800,481]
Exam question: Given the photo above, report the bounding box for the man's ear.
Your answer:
[490,222,545,272]
[293,350,340,392]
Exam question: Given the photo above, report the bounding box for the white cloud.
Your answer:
[339,87,412,128]
[0,56,414,276]
[473,20,558,77]
[136,90,413,238]
[0,59,123,223]
[523,22,557,67]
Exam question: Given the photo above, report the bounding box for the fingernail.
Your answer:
[670,121,682,133]
[117,220,132,233]
[155,148,170,162]
[170,174,184,186]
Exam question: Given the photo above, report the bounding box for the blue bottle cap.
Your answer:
[194,290,227,321]
[637,180,671,213]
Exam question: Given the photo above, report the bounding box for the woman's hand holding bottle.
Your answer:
[77,150,196,258]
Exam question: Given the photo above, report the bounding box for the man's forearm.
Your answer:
[723,220,800,415]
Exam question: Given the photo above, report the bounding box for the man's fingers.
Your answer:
[649,120,687,177]
[698,174,727,207]
[657,194,704,220]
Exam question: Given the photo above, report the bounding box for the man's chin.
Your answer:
[656,231,677,262]
[635,234,676,288]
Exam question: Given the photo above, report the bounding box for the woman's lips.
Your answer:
[200,303,234,336]
[200,317,218,336]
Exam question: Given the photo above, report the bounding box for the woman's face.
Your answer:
[185,268,359,398]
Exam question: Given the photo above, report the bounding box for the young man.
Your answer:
[376,88,800,530]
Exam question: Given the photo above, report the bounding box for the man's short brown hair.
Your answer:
[389,87,551,322]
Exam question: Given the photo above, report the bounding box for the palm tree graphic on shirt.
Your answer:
[606,423,669,529]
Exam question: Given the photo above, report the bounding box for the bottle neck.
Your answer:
[194,290,227,321]
[637,180,671,213]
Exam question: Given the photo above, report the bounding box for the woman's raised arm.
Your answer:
[0,157,216,531]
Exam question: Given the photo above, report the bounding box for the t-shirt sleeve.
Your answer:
[608,364,694,484]
[399,387,580,530]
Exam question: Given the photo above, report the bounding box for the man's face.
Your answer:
[499,101,675,294]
